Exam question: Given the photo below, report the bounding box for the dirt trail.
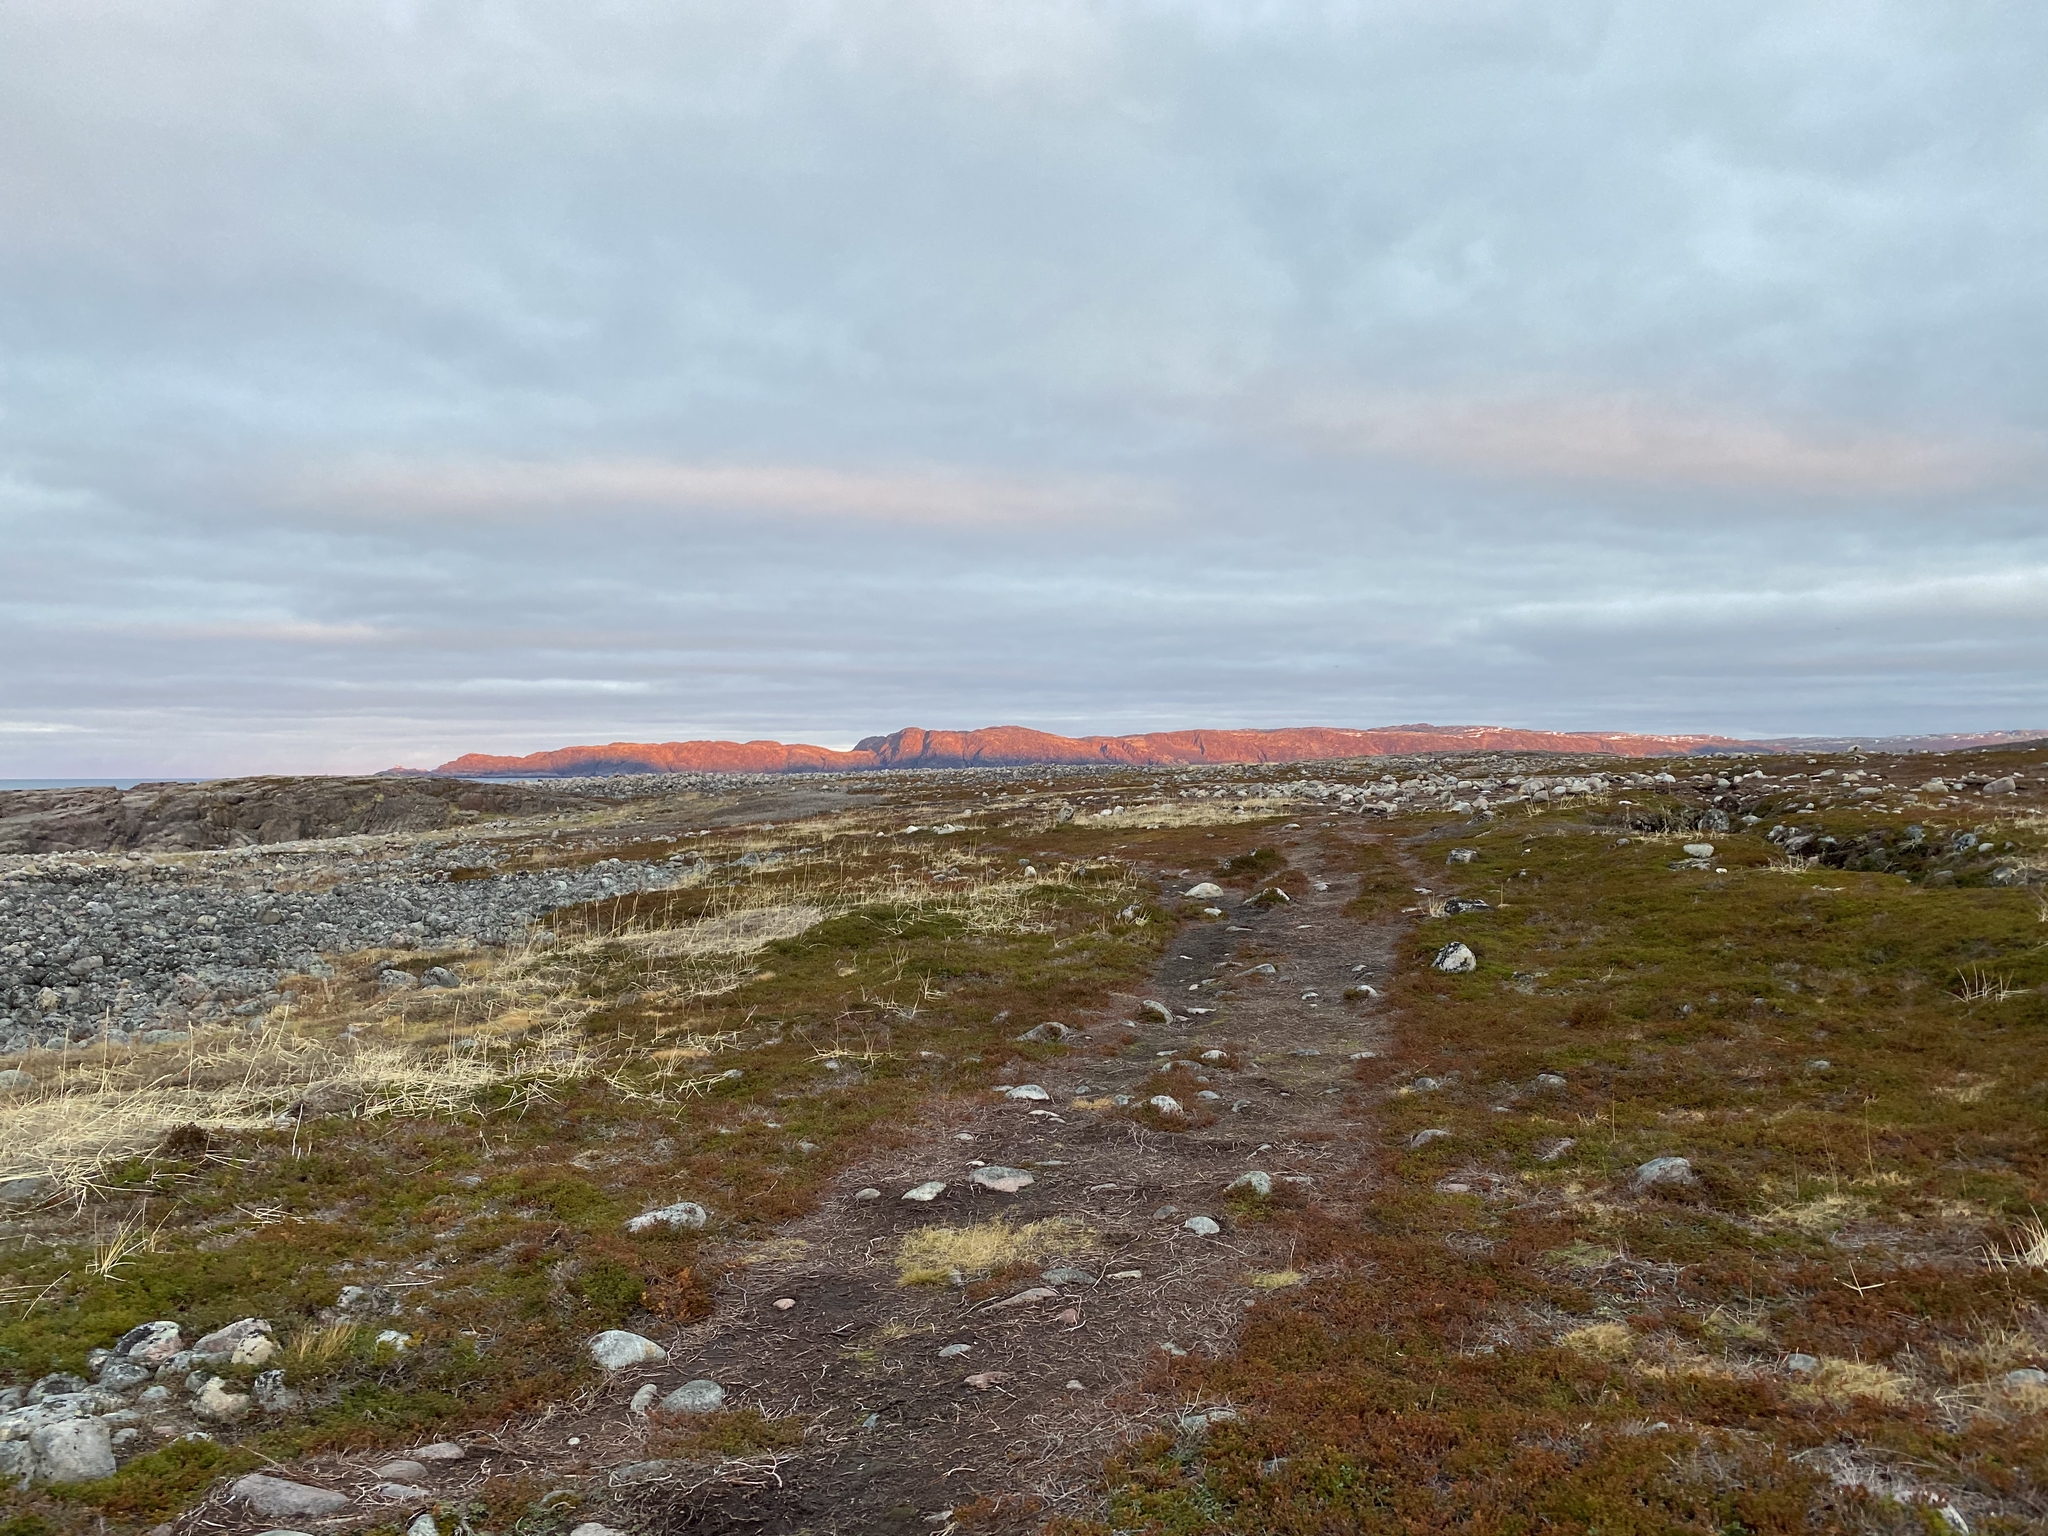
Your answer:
[211,826,1404,1536]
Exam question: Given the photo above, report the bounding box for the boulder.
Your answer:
[588,1331,667,1371]
[28,1418,116,1483]
[116,1320,184,1364]
[625,1201,708,1233]
[968,1166,1035,1194]
[192,1317,273,1361]
[1183,883,1224,898]
[660,1379,726,1415]
[1227,1171,1273,1197]
[193,1375,253,1423]
[1013,1022,1071,1043]
[1147,1095,1185,1116]
[1632,1156,1695,1190]
[0,1069,33,1092]
[231,1474,351,1519]
[1182,1216,1221,1236]
[901,1181,947,1202]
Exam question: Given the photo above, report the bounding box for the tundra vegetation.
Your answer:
[0,742,2043,1534]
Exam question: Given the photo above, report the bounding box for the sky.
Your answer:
[3,1,2045,776]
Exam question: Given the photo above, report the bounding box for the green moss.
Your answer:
[45,1439,262,1521]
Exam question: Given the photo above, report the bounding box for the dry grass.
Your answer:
[284,1319,360,1369]
[1072,796,1306,830]
[0,1015,600,1200]
[1558,1321,1635,1361]
[1987,1209,2048,1272]
[895,1217,1098,1286]
[1795,1357,1913,1406]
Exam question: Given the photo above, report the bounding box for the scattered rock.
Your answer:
[1532,1073,1567,1090]
[1041,1267,1094,1285]
[1784,1353,1820,1375]
[413,1441,465,1461]
[1003,1084,1050,1102]
[1407,1128,1451,1149]
[964,1372,1012,1390]
[1182,1216,1221,1236]
[1535,1138,1576,1162]
[1139,999,1174,1023]
[116,1320,184,1365]
[628,1384,659,1417]
[938,1343,972,1359]
[375,1483,434,1502]
[231,1474,351,1519]
[626,1200,709,1233]
[987,1287,1059,1310]
[902,1181,948,1202]
[1227,1171,1273,1197]
[420,966,460,989]
[2003,1368,2047,1389]
[1147,1094,1185,1116]
[1014,1022,1071,1043]
[588,1331,667,1371]
[851,1187,882,1201]
[1183,883,1224,898]
[1633,1156,1695,1190]
[1446,848,1476,864]
[1984,777,2017,795]
[660,1379,726,1415]
[0,1069,33,1092]
[1432,942,1477,973]
[408,1515,439,1536]
[570,1525,629,1536]
[378,969,416,990]
[969,1166,1035,1193]
[375,1460,431,1482]
[193,1317,274,1361]
[1682,843,1716,859]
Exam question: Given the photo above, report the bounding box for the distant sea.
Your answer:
[0,778,202,791]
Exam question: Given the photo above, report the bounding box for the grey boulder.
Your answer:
[28,1418,116,1483]
[232,1473,351,1518]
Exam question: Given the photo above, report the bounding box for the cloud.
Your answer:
[277,459,1169,529]
[1280,391,2041,495]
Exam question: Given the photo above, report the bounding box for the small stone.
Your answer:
[1109,1270,1142,1281]
[1182,1216,1221,1236]
[1139,999,1174,1023]
[969,1166,1035,1194]
[0,1069,33,1092]
[1784,1353,1820,1375]
[1632,1155,1695,1190]
[851,1187,882,1201]
[407,1515,439,1536]
[375,1330,412,1353]
[29,1418,116,1482]
[375,1483,434,1502]
[1532,1073,1567,1090]
[232,1474,351,1519]
[1431,942,1477,974]
[570,1525,629,1536]
[1199,1049,1228,1063]
[988,1286,1059,1309]
[1003,1084,1050,1102]
[938,1343,972,1358]
[378,969,416,990]
[376,1460,431,1481]
[659,1379,726,1415]
[588,1331,667,1371]
[1535,1137,1576,1162]
[625,1200,709,1233]
[773,1297,796,1311]
[902,1181,948,1202]
[97,1358,153,1393]
[963,1371,1012,1390]
[192,1317,273,1360]
[412,1442,466,1461]
[1183,883,1225,898]
[420,967,460,989]
[1984,777,2017,795]
[1682,843,1715,859]
[1147,1094,1185,1116]
[1014,1022,1071,1043]
[1446,848,1477,864]
[2003,1367,2048,1389]
[629,1383,659,1416]
[1041,1267,1093,1285]
[1408,1128,1451,1149]
[1227,1171,1273,1197]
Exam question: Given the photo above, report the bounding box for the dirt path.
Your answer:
[210,825,1404,1536]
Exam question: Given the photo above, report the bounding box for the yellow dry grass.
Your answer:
[1795,1357,1912,1406]
[1987,1210,2048,1272]
[1244,1269,1304,1290]
[895,1217,1097,1286]
[1559,1322,1635,1361]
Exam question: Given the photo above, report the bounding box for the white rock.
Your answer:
[629,1383,660,1416]
[375,1483,434,1502]
[412,1441,466,1461]
[1147,1095,1185,1116]
[192,1317,273,1360]
[1003,1084,1050,1102]
[851,1187,882,1201]
[1407,1128,1451,1149]
[660,1379,726,1415]
[1682,843,1715,859]
[938,1343,972,1358]
[116,1320,184,1366]
[28,1418,115,1483]
[375,1459,431,1482]
[1182,1216,1221,1236]
[588,1331,667,1371]
[1139,999,1174,1023]
[0,1069,34,1092]
[969,1166,1035,1194]
[625,1200,708,1233]
[570,1525,630,1536]
[1431,943,1477,973]
[902,1181,948,1202]
[232,1474,351,1519]
[1183,883,1224,898]
[407,1514,440,1536]
[1227,1171,1273,1197]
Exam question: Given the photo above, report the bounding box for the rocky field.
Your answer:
[1,743,2044,1535]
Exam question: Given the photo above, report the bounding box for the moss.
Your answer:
[45,1439,262,1521]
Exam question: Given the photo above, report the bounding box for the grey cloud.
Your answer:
[2,1,2045,775]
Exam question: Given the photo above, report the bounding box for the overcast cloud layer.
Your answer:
[4,1,2045,775]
